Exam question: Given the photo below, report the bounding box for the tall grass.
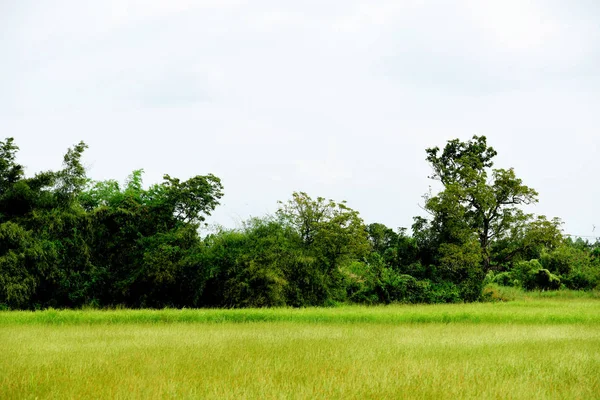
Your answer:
[2,297,600,326]
[1,320,600,399]
[2,299,599,399]
[483,284,600,302]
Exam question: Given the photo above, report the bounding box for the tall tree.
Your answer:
[423,135,538,270]
[55,141,89,208]
[0,138,24,192]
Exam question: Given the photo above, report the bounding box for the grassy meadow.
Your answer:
[2,296,600,399]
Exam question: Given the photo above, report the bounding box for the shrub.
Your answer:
[481,283,522,302]
[344,260,380,305]
[380,271,428,303]
[533,268,561,290]
[492,271,515,287]
[427,281,462,303]
[563,267,600,290]
[513,259,541,290]
[509,260,561,291]
[540,246,575,276]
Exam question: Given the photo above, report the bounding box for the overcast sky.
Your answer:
[1,0,599,238]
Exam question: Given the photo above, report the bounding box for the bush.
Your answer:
[540,246,575,275]
[381,273,432,303]
[481,283,522,302]
[345,259,463,304]
[492,272,516,287]
[344,260,380,305]
[427,281,462,303]
[533,268,561,290]
[512,259,541,289]
[563,267,600,290]
[509,260,561,291]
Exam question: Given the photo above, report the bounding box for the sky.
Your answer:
[1,0,599,238]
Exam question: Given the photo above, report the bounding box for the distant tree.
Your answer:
[366,223,398,255]
[161,174,224,225]
[80,169,224,307]
[0,222,56,309]
[276,192,370,268]
[276,192,370,303]
[54,141,89,208]
[492,215,564,267]
[2,134,594,308]
[0,138,30,221]
[423,135,538,271]
[0,138,24,192]
[366,224,420,272]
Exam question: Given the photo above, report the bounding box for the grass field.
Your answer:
[2,297,600,399]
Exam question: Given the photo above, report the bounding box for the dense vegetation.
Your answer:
[1,135,598,309]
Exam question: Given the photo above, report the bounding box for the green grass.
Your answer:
[2,299,600,325]
[2,299,600,399]
[483,284,600,302]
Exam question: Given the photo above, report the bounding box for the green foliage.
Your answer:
[533,268,561,290]
[0,138,228,309]
[563,267,600,291]
[491,271,517,287]
[366,223,398,255]
[276,192,370,304]
[0,136,597,309]
[54,141,89,207]
[423,135,538,271]
[199,218,341,308]
[492,215,564,268]
[0,138,24,187]
[0,222,56,309]
[481,283,520,302]
[508,259,561,291]
[380,273,440,304]
[512,259,540,289]
[215,220,293,308]
[277,192,370,264]
[344,255,461,305]
[162,174,224,225]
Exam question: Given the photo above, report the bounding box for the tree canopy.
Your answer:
[0,136,597,310]
[423,135,539,271]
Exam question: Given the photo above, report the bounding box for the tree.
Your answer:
[0,222,56,309]
[55,141,89,207]
[79,170,224,307]
[0,138,24,193]
[161,174,224,225]
[366,223,398,255]
[0,138,30,222]
[276,192,370,304]
[423,135,538,271]
[276,192,370,268]
[492,215,564,266]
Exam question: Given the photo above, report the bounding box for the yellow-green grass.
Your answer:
[2,300,600,399]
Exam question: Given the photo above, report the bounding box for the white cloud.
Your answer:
[1,0,599,236]
[464,0,559,51]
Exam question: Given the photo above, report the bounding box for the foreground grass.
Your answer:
[2,300,600,399]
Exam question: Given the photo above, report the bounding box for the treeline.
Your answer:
[0,136,598,309]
